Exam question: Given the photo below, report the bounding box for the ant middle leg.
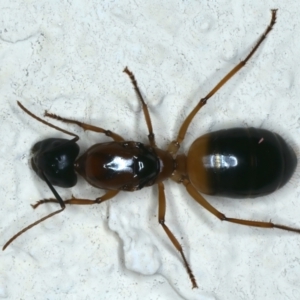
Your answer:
[123,67,156,147]
[157,182,197,289]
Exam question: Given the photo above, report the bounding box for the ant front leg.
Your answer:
[168,9,278,155]
[157,182,198,288]
[183,179,300,234]
[123,67,157,147]
[2,171,119,250]
[44,111,125,142]
[32,190,119,209]
[2,172,67,250]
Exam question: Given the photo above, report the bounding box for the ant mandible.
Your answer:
[3,9,299,289]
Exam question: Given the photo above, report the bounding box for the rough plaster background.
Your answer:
[1,1,300,300]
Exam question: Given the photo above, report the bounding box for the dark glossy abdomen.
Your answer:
[187,128,297,198]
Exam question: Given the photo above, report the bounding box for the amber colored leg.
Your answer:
[168,9,278,155]
[44,111,125,142]
[123,67,156,147]
[31,190,119,209]
[183,179,300,233]
[2,191,119,251]
[17,101,79,140]
[157,182,198,288]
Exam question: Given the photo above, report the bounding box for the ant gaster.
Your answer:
[3,10,299,289]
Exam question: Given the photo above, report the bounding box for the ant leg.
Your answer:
[168,9,278,155]
[3,183,119,250]
[2,172,67,251]
[123,67,156,147]
[157,182,197,288]
[18,100,123,142]
[44,112,124,142]
[183,179,300,233]
[31,190,119,209]
[17,101,79,140]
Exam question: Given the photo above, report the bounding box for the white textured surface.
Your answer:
[1,1,300,300]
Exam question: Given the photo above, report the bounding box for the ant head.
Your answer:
[31,138,80,188]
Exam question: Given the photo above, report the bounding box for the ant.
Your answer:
[3,9,299,289]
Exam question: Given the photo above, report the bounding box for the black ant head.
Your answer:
[31,138,80,188]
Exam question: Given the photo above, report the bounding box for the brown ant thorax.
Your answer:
[74,141,174,191]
